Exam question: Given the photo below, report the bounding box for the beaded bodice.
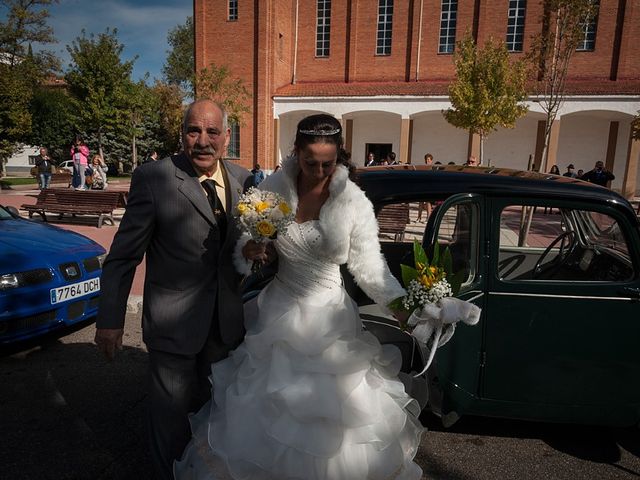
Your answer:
[275,220,342,296]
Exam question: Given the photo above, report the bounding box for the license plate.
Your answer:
[50,278,100,304]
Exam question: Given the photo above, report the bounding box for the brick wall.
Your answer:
[195,0,640,168]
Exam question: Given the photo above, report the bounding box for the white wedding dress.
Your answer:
[174,221,424,480]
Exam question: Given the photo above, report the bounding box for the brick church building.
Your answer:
[194,0,640,196]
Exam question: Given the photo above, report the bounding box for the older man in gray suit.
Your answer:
[95,99,253,479]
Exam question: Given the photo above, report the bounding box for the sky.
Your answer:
[6,0,193,82]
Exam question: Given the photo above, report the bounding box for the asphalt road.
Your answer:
[2,315,640,480]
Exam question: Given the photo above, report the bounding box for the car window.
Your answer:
[433,202,478,286]
[374,201,433,289]
[497,205,634,282]
[375,199,478,288]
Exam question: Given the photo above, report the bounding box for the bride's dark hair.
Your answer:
[294,114,354,176]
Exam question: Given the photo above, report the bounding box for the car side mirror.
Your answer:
[5,206,19,217]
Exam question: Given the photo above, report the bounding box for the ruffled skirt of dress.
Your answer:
[174,278,424,480]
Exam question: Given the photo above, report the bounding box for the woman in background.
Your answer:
[90,154,108,190]
[70,136,89,190]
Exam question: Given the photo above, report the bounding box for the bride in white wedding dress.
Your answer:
[174,114,424,480]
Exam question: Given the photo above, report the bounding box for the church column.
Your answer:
[344,119,353,156]
[400,118,413,164]
[621,125,640,199]
[605,121,619,185]
[272,117,280,169]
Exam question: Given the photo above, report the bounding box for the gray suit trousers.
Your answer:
[147,325,238,480]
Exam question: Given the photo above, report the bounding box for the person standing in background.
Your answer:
[563,164,577,178]
[251,164,265,186]
[71,136,90,190]
[416,153,434,223]
[366,152,376,166]
[34,147,54,189]
[581,161,615,187]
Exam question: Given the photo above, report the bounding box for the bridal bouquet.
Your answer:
[388,240,480,376]
[234,188,295,271]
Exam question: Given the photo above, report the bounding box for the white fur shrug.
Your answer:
[233,156,406,311]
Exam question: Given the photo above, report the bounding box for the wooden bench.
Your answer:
[30,168,72,186]
[377,203,410,241]
[21,188,127,228]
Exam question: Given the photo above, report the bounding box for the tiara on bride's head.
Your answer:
[297,127,341,136]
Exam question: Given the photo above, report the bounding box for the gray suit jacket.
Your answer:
[97,154,253,355]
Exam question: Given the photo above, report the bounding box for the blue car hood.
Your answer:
[0,219,105,272]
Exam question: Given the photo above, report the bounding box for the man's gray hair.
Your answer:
[182,99,228,133]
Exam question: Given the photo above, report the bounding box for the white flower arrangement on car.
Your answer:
[234,188,295,272]
[388,240,481,376]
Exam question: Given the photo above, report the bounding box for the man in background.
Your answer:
[563,164,577,178]
[34,147,54,189]
[581,161,615,187]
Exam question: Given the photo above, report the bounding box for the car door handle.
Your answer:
[622,287,640,299]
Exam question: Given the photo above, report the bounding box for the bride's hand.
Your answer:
[242,240,267,262]
[242,240,277,264]
[392,310,410,330]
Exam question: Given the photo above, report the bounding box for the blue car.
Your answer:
[0,205,106,346]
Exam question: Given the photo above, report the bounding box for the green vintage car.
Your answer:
[351,164,640,428]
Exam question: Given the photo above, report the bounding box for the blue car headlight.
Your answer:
[83,253,107,273]
[0,269,54,290]
[0,273,19,290]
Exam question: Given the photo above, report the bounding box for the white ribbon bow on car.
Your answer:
[408,297,481,377]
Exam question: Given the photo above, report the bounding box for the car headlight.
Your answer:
[0,273,19,290]
[0,269,53,290]
[83,253,107,272]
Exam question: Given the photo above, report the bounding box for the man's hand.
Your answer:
[95,328,124,360]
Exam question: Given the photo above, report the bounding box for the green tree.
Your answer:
[122,80,163,168]
[0,0,59,175]
[529,0,599,172]
[27,87,76,162]
[195,65,251,125]
[65,28,136,159]
[0,62,32,175]
[162,16,194,94]
[151,80,185,155]
[0,0,58,68]
[161,16,251,146]
[443,32,529,165]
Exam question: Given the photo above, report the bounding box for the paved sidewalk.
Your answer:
[0,180,145,311]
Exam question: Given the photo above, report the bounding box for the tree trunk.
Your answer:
[98,126,104,160]
[132,134,137,170]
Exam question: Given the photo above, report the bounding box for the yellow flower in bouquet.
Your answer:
[256,220,276,237]
[278,202,291,215]
[255,201,271,213]
[388,241,464,316]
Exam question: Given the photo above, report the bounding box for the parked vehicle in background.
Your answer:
[0,205,106,349]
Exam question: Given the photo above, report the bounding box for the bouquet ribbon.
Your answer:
[408,297,481,377]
